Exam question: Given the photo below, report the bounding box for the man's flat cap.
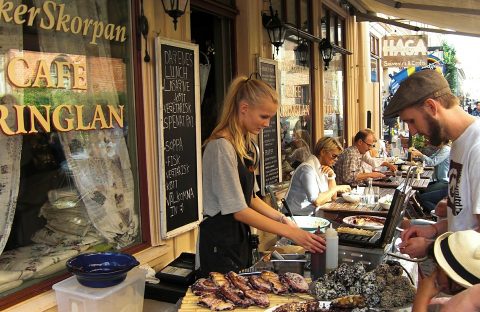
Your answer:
[383,69,452,119]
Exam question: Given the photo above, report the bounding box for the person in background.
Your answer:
[412,230,480,312]
[287,129,311,169]
[198,76,325,276]
[383,69,480,259]
[410,140,450,213]
[334,129,396,185]
[471,101,480,117]
[284,137,351,216]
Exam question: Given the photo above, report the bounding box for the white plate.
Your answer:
[291,216,330,232]
[342,215,385,230]
[342,192,362,203]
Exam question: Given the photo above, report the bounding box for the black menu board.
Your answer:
[258,58,281,196]
[156,38,202,239]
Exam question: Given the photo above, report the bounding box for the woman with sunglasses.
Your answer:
[413,230,480,312]
[197,76,325,276]
[284,137,351,216]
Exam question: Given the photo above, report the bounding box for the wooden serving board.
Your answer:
[178,288,315,311]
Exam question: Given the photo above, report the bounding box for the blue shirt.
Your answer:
[422,145,450,182]
[285,155,329,216]
[471,109,480,117]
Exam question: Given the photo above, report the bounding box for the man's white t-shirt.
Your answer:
[447,118,480,231]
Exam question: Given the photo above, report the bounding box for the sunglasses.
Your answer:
[330,151,339,159]
[362,139,375,148]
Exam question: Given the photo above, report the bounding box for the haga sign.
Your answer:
[382,35,428,68]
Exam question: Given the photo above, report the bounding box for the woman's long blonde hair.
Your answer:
[205,76,278,160]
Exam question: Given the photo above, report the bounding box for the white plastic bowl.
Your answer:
[342,192,362,203]
[378,195,393,210]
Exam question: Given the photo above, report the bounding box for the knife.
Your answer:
[281,198,298,226]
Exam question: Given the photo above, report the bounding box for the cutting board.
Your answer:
[178,288,315,311]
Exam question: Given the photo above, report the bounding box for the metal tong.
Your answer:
[281,198,298,226]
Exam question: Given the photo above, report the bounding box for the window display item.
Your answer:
[53,267,146,312]
[65,252,139,288]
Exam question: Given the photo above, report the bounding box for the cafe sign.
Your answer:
[382,35,428,68]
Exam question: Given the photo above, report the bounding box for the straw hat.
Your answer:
[434,230,480,288]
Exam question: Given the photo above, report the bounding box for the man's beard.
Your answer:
[424,112,446,146]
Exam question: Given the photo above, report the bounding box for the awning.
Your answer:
[350,0,480,37]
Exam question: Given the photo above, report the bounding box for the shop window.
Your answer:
[273,1,313,182]
[370,34,380,82]
[0,0,141,303]
[321,6,347,143]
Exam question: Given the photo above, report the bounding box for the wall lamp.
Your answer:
[294,40,309,67]
[262,1,286,54]
[161,0,189,30]
[320,38,334,70]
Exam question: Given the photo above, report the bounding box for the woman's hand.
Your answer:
[430,284,480,312]
[321,165,335,177]
[288,228,326,254]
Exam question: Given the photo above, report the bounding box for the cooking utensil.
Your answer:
[281,198,298,226]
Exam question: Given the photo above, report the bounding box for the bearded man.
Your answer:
[383,69,480,258]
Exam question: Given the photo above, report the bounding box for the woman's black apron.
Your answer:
[198,154,254,276]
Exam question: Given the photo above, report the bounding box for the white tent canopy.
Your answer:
[350,0,480,37]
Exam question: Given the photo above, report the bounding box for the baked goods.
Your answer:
[330,294,366,308]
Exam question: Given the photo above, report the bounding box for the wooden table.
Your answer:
[401,169,434,179]
[371,177,430,190]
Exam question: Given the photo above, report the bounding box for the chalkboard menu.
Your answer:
[258,58,282,196]
[156,38,202,239]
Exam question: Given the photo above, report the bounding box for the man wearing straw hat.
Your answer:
[383,69,480,258]
[412,230,480,311]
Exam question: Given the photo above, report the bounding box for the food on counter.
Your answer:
[226,271,251,292]
[192,278,218,295]
[310,262,416,309]
[198,292,235,311]
[260,271,289,294]
[192,271,310,310]
[336,227,375,237]
[248,274,272,293]
[219,284,253,308]
[272,300,320,312]
[226,272,269,308]
[281,272,309,293]
[351,216,384,227]
[330,294,366,308]
[210,272,231,287]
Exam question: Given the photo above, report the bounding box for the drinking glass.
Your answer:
[395,170,403,183]
[373,187,380,204]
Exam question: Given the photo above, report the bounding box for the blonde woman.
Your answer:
[285,137,351,216]
[198,76,325,276]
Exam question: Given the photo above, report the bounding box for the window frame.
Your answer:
[0,0,150,309]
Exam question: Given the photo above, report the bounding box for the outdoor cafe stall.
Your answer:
[176,169,422,311]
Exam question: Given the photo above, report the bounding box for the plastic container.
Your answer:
[53,267,146,312]
[325,225,338,272]
[310,227,326,281]
[271,254,307,275]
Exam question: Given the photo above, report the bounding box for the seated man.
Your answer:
[334,129,396,185]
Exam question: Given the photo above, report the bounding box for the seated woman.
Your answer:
[412,230,480,312]
[284,137,351,216]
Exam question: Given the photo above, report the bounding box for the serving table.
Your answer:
[372,177,430,190]
[178,287,314,311]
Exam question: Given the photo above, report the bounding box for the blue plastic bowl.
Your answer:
[66,252,139,288]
